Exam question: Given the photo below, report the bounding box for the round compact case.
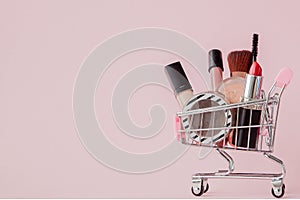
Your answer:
[181,92,232,145]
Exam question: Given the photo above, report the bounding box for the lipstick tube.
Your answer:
[243,74,263,102]
[233,62,263,149]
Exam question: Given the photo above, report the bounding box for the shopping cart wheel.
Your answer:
[203,182,209,193]
[191,184,204,196]
[271,183,285,198]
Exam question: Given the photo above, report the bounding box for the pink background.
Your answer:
[1,0,300,198]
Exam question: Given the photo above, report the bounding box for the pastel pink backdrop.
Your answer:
[0,0,299,198]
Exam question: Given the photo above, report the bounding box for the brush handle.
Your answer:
[231,71,247,78]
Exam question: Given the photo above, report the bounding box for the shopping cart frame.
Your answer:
[176,81,287,198]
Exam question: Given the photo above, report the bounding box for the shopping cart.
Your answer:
[176,68,292,198]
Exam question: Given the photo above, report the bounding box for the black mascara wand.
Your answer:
[252,33,259,62]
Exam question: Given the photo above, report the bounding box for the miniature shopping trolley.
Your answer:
[176,68,292,198]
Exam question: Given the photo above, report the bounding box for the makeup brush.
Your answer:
[227,50,253,78]
[252,33,259,62]
[217,50,253,104]
[218,50,254,147]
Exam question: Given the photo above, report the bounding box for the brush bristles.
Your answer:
[252,33,259,62]
[227,50,253,73]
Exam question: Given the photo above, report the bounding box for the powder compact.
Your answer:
[181,92,232,144]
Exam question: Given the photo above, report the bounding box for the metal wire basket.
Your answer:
[176,68,292,198]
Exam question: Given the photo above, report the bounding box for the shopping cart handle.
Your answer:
[275,67,293,88]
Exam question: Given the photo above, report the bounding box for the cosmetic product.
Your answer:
[216,50,252,147]
[181,92,232,144]
[233,61,263,148]
[182,50,230,145]
[217,50,253,104]
[208,49,229,147]
[275,67,293,88]
[216,50,253,145]
[208,49,224,91]
[165,61,201,142]
[252,33,259,62]
[165,61,194,108]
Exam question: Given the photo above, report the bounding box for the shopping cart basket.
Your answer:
[176,68,292,198]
